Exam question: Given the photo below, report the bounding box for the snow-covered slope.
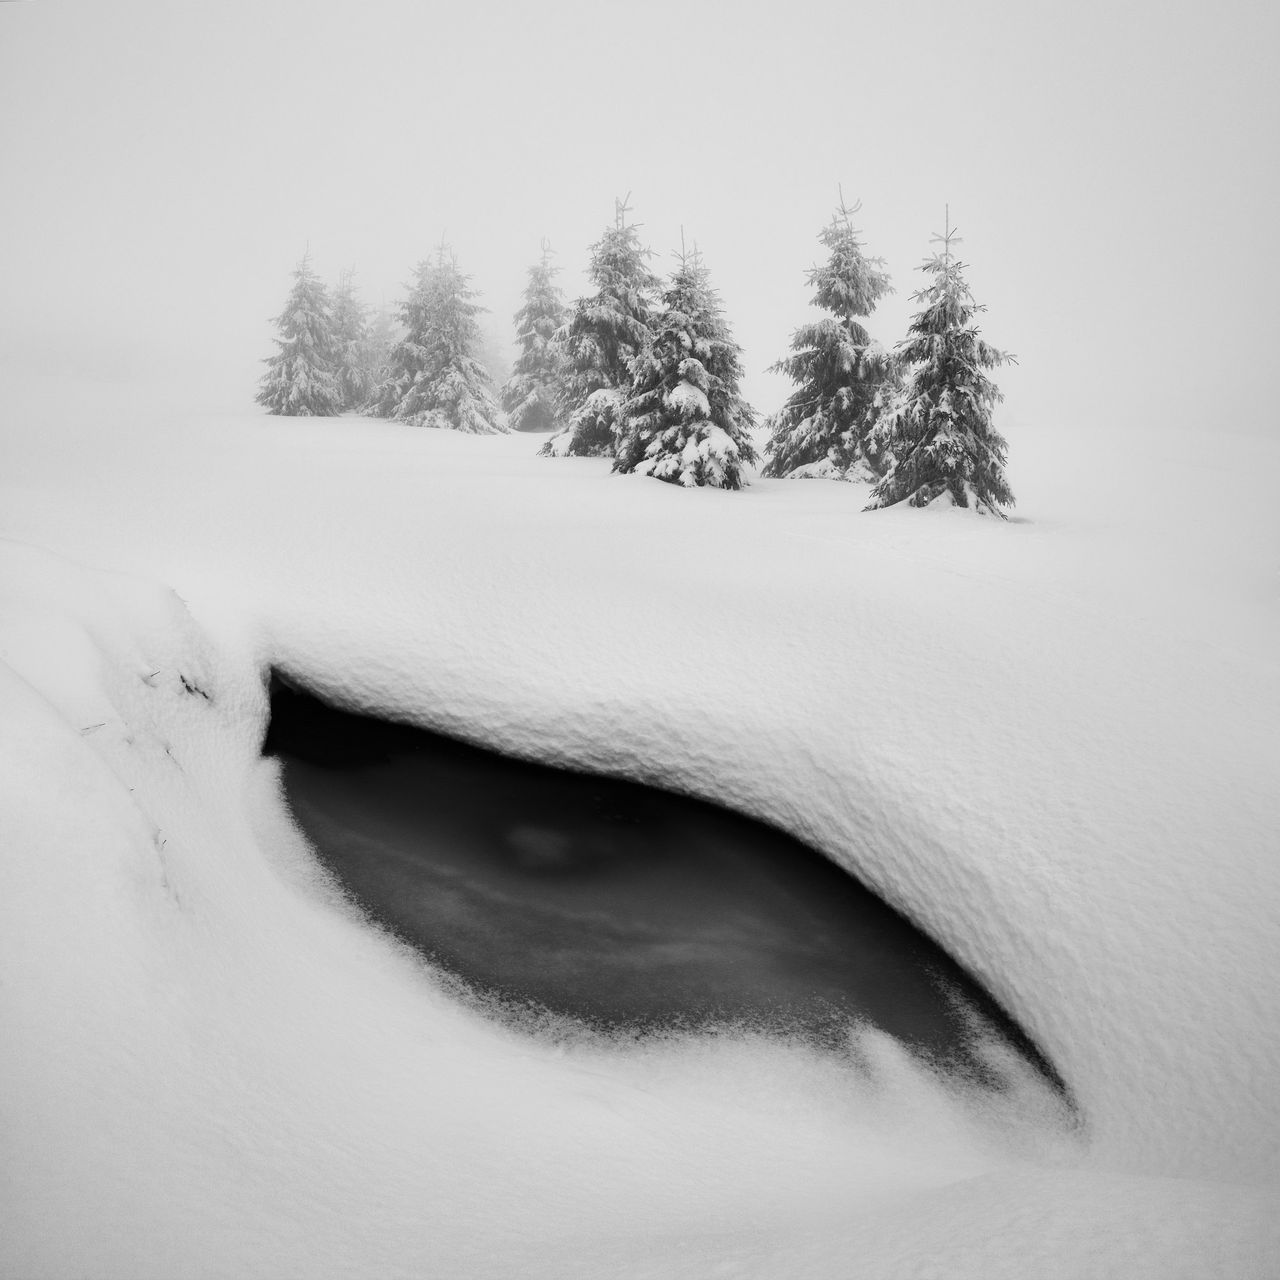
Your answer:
[1,374,1278,1276]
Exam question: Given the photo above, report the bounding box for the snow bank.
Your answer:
[2,374,1278,1275]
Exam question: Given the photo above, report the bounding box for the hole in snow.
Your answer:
[264,677,1067,1095]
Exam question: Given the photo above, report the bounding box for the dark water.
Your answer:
[265,680,1063,1089]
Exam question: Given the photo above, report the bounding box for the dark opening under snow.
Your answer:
[265,678,1066,1094]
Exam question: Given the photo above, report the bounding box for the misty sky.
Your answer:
[2,0,1276,436]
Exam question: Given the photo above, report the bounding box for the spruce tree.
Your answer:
[866,212,1015,516]
[362,306,398,411]
[331,268,374,412]
[540,197,659,457]
[370,244,508,434]
[614,243,758,489]
[501,240,568,432]
[256,253,342,417]
[761,197,893,480]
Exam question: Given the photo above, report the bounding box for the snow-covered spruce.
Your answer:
[613,249,757,489]
[539,199,659,458]
[369,246,507,434]
[256,254,343,417]
[866,217,1014,516]
[361,306,398,410]
[761,199,893,481]
[330,269,375,412]
[501,241,568,433]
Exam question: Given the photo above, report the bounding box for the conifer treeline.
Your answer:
[256,197,1015,514]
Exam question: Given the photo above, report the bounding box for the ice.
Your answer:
[1,371,1278,1276]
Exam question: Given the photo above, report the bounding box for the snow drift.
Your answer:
[1,374,1278,1277]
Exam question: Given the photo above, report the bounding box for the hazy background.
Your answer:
[2,0,1276,436]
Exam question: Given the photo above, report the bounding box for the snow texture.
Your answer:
[1,373,1279,1277]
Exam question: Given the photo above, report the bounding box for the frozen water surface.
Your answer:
[268,680,1063,1086]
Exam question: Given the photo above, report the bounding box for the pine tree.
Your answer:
[761,196,893,480]
[370,244,508,434]
[331,268,373,412]
[502,240,568,432]
[540,196,659,457]
[362,306,398,411]
[256,253,342,417]
[866,211,1015,516]
[614,242,758,489]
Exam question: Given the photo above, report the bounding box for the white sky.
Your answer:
[2,0,1276,434]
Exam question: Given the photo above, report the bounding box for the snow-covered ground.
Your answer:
[2,373,1278,1277]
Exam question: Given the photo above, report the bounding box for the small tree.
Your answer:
[540,196,659,457]
[614,242,758,489]
[331,268,374,412]
[502,239,568,432]
[256,253,342,416]
[761,196,893,480]
[362,305,398,411]
[370,244,507,434]
[866,212,1014,516]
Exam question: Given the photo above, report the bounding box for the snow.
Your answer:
[665,379,711,419]
[1,371,1279,1277]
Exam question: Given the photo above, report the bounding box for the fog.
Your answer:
[2,0,1276,437]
